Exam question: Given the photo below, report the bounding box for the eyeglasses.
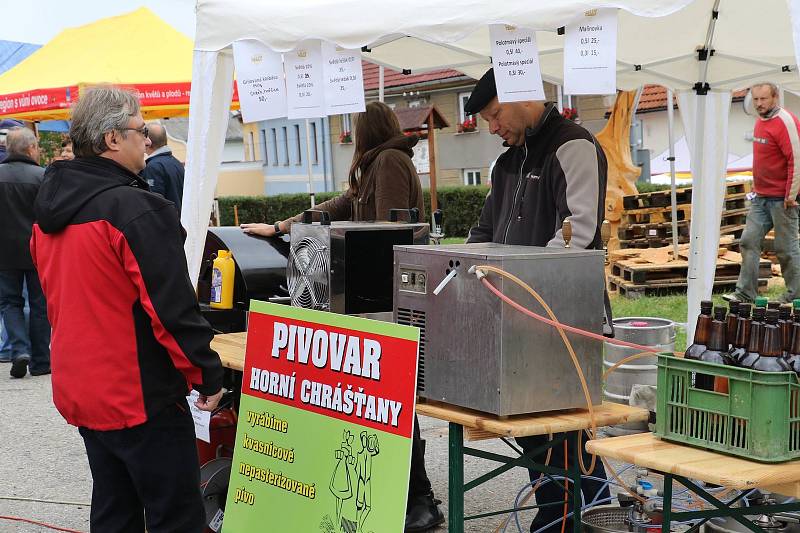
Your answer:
[119,125,149,138]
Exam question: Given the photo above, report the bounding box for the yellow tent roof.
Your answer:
[0,7,237,120]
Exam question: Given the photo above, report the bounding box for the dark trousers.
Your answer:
[0,269,49,371]
[79,402,206,533]
[516,432,610,533]
[408,414,433,502]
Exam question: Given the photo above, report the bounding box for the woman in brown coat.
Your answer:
[240,102,443,531]
[241,101,425,237]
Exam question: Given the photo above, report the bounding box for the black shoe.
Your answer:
[30,367,51,376]
[405,494,444,532]
[10,356,30,379]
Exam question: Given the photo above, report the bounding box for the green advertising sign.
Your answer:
[223,301,420,533]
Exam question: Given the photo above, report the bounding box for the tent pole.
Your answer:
[556,84,564,113]
[379,66,385,103]
[305,118,315,208]
[667,88,680,259]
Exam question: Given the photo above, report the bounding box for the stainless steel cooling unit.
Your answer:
[394,243,605,416]
[288,216,429,315]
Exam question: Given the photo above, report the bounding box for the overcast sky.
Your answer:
[3,0,196,44]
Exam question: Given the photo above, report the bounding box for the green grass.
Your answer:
[440,237,466,244]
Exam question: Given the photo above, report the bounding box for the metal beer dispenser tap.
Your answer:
[601,219,611,264]
[562,218,572,248]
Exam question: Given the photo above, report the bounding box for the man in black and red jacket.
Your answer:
[31,86,223,532]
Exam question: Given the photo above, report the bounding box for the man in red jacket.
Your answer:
[726,83,800,304]
[31,86,224,532]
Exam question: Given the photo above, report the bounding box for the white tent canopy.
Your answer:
[185,0,800,338]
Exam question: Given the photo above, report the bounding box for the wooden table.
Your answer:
[211,331,247,371]
[211,333,650,533]
[587,432,800,532]
[419,401,648,533]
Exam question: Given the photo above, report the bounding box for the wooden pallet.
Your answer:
[609,256,771,285]
[607,274,768,298]
[621,205,749,226]
[619,181,751,211]
[623,188,692,209]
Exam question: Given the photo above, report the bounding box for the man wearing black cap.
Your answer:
[465,68,611,533]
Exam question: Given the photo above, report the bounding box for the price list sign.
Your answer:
[489,24,545,103]
[322,43,365,116]
[563,9,618,95]
[232,40,287,123]
[285,41,325,119]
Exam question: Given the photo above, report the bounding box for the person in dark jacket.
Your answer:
[241,102,443,532]
[31,86,223,532]
[0,127,50,378]
[464,69,611,533]
[140,122,184,214]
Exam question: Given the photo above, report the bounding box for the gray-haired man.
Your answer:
[31,86,223,532]
[0,127,50,379]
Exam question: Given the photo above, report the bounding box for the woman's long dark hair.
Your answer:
[347,101,403,194]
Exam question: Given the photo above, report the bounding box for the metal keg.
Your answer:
[604,317,675,435]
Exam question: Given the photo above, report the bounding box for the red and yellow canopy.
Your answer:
[0,7,238,120]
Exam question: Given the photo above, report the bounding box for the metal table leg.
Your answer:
[569,432,582,533]
[449,422,465,533]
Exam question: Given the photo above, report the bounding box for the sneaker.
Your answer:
[10,355,30,379]
[722,292,751,303]
[29,367,51,377]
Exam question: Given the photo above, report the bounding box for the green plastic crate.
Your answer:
[655,353,800,462]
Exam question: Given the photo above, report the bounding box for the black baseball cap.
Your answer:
[464,68,496,116]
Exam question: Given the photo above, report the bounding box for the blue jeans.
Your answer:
[0,282,29,361]
[0,270,50,372]
[736,196,800,301]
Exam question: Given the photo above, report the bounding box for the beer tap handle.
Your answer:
[601,220,611,264]
[562,218,572,248]
[433,209,443,234]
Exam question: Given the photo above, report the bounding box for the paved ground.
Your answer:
[0,366,633,533]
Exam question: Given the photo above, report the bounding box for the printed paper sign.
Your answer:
[186,390,211,443]
[285,41,326,119]
[223,301,420,533]
[564,9,619,95]
[232,40,287,123]
[322,43,366,116]
[489,24,545,103]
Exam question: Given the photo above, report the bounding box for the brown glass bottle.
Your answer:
[726,301,740,347]
[740,306,766,368]
[685,300,714,361]
[728,303,751,365]
[780,305,793,354]
[786,316,800,373]
[752,309,792,372]
[696,306,728,390]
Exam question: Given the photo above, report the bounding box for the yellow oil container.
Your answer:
[210,250,235,309]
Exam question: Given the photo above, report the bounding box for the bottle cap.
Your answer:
[755,297,768,307]
[739,303,752,319]
[753,306,766,319]
[700,300,713,313]
[768,301,781,310]
[794,299,800,309]
[766,308,780,322]
[714,306,727,320]
[780,305,792,319]
[729,300,740,313]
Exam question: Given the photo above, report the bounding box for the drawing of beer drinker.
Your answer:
[327,430,380,533]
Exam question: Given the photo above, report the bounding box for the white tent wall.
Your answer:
[182,50,235,285]
[679,90,732,341]
[185,0,800,333]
